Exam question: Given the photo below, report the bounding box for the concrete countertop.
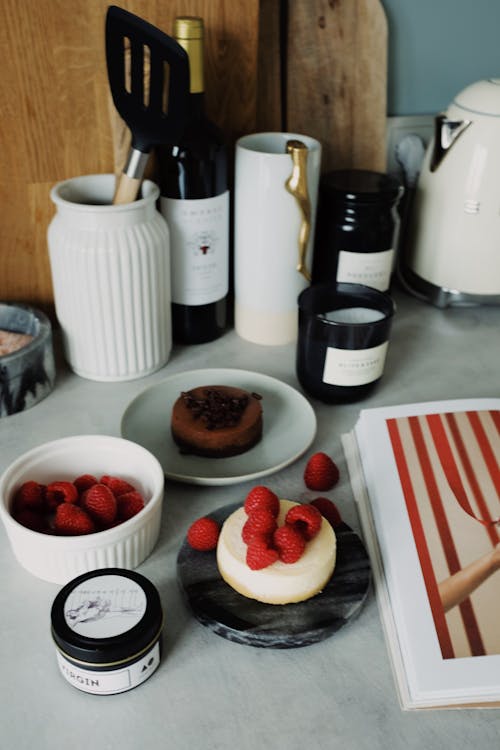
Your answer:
[1,287,499,750]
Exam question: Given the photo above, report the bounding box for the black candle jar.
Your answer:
[51,568,163,695]
[296,283,395,403]
[312,170,402,292]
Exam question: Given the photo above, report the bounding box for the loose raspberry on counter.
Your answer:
[187,517,220,551]
[46,481,79,509]
[303,452,340,492]
[309,497,343,528]
[285,503,322,540]
[273,524,306,563]
[243,486,280,517]
[81,484,117,527]
[246,537,279,570]
[54,504,96,535]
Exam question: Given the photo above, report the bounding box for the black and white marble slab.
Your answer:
[177,502,371,648]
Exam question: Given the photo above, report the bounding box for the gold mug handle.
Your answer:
[285,139,312,282]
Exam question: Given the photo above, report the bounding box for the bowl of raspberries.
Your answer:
[0,434,164,583]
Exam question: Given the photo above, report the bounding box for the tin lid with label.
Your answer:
[320,169,402,204]
[51,568,163,666]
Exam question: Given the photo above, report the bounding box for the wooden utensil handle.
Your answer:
[113,173,142,204]
[112,148,150,204]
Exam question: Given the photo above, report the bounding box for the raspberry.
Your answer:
[81,484,117,527]
[100,475,136,497]
[244,486,280,517]
[285,503,322,540]
[13,508,49,533]
[12,481,46,512]
[272,524,306,563]
[246,537,279,570]
[187,517,220,551]
[74,474,98,494]
[241,509,277,544]
[54,504,95,535]
[303,452,340,491]
[46,481,79,509]
[116,490,145,522]
[310,497,342,528]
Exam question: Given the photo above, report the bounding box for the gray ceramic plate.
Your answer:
[121,368,317,485]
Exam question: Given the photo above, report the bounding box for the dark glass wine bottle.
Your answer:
[157,16,229,344]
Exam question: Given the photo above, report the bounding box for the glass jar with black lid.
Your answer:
[312,169,403,292]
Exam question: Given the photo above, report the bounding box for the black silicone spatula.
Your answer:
[105,5,189,204]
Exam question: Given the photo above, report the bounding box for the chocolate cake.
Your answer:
[171,385,263,458]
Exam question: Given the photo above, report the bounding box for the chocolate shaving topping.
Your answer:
[181,388,260,430]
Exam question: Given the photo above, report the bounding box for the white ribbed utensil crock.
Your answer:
[48,175,171,381]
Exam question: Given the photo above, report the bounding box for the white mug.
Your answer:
[234,132,322,345]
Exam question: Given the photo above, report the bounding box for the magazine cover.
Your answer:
[343,398,500,709]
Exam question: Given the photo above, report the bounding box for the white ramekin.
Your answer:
[0,435,165,583]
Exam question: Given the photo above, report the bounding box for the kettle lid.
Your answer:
[452,78,500,116]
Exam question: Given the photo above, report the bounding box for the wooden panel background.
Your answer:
[286,0,387,173]
[0,0,387,309]
[0,0,260,309]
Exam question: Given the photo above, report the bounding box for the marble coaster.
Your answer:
[177,503,371,649]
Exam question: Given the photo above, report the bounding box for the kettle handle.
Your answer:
[285,140,312,282]
[430,114,471,172]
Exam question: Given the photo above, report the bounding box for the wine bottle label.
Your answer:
[161,191,229,305]
[322,342,389,386]
[336,249,394,292]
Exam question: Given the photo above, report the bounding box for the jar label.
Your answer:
[336,249,394,291]
[322,342,389,386]
[63,574,147,638]
[56,641,160,695]
[161,192,229,305]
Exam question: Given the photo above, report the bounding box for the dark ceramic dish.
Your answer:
[0,303,55,417]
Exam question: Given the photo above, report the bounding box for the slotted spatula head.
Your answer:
[106,5,189,152]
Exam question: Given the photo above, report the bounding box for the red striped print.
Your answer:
[413,414,485,657]
[386,417,455,660]
[467,411,500,500]
[490,409,500,434]
[444,412,499,545]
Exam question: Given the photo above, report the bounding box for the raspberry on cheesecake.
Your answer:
[216,499,337,604]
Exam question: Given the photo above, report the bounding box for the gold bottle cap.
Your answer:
[174,17,204,41]
[173,16,204,93]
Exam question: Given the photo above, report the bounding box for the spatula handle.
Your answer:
[112,148,150,204]
[113,173,143,204]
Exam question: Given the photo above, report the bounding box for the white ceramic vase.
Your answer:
[48,175,171,381]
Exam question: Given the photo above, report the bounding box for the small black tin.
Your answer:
[51,568,163,695]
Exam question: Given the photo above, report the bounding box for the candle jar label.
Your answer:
[56,642,160,695]
[336,249,394,292]
[322,341,389,386]
[64,574,147,637]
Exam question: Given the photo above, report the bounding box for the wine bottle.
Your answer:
[157,16,229,344]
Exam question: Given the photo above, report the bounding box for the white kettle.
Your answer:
[402,78,500,307]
